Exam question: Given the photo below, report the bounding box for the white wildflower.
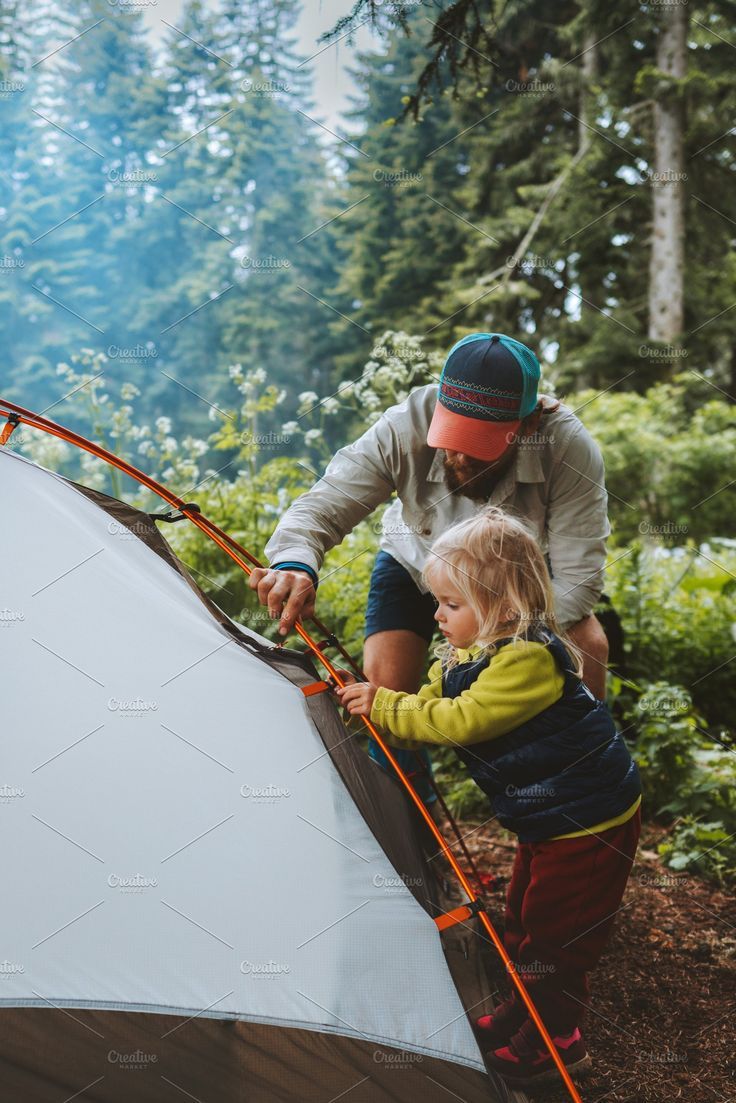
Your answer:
[281,421,300,435]
[304,428,322,444]
[298,390,319,405]
[156,415,172,434]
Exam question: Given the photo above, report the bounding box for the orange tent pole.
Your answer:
[0,397,584,1103]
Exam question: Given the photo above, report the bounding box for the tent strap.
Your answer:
[0,414,19,446]
[433,900,487,932]
[300,680,330,698]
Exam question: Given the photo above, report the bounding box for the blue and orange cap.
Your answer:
[427,332,541,461]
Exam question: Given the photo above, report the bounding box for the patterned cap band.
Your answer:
[438,333,539,422]
[439,378,523,419]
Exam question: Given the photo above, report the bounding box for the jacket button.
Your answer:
[422,528,431,535]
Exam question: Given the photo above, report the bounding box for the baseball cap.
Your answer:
[427,332,540,461]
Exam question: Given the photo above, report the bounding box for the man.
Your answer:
[250,332,611,796]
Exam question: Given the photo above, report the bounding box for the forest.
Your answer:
[3,2,736,1096]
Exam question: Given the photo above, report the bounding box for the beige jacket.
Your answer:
[264,384,611,629]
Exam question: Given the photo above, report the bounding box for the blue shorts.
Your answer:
[364,549,439,643]
[364,550,439,803]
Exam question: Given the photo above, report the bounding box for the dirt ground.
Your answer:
[454,816,736,1103]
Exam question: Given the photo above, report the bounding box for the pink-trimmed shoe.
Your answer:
[486,1023,592,1085]
[473,997,527,1048]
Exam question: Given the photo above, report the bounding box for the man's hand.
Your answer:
[248,567,316,636]
[335,679,378,717]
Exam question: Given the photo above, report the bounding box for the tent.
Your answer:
[0,443,523,1102]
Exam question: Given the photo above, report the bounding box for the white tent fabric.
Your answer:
[0,449,485,1073]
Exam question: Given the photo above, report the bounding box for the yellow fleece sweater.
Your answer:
[369,639,640,840]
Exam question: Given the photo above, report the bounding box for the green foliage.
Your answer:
[624,682,705,817]
[578,372,736,544]
[609,674,736,884]
[438,776,490,822]
[658,819,736,886]
[604,540,736,727]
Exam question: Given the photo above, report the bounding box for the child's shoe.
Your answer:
[486,1021,592,1086]
[472,997,527,1048]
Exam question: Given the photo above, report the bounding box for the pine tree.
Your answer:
[327,6,488,387]
[321,0,736,396]
[206,0,342,406]
[21,0,169,410]
[0,1,80,398]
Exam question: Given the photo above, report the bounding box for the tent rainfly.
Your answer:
[0,445,523,1103]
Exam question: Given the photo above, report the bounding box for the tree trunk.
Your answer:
[578,26,597,155]
[574,27,598,389]
[648,4,687,344]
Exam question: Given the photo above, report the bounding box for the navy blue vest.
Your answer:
[442,628,641,843]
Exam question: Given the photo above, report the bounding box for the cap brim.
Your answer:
[427,401,521,462]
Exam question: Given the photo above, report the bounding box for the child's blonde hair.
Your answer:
[422,504,586,677]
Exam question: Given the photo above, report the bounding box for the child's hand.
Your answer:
[334,680,378,717]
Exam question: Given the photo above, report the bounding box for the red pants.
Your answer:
[503,806,641,1035]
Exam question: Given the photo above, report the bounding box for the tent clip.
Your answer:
[150,502,201,523]
[0,413,20,446]
[433,897,488,933]
[301,633,338,657]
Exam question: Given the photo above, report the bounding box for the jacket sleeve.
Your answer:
[369,658,444,751]
[369,643,564,747]
[264,415,399,575]
[546,424,612,629]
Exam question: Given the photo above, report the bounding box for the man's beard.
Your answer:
[442,452,515,501]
